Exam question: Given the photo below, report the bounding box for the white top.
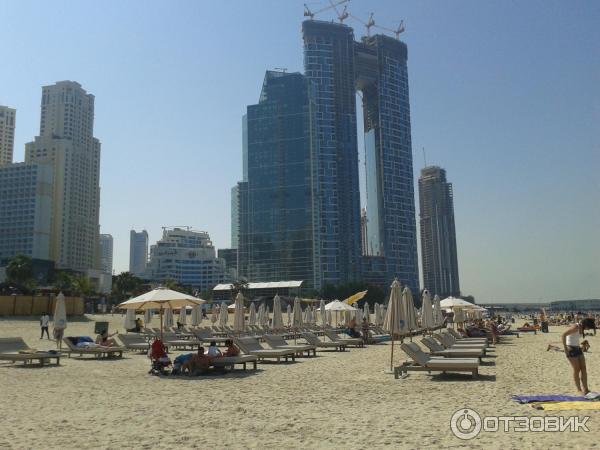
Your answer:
[207,346,221,357]
[566,332,581,347]
[41,315,50,327]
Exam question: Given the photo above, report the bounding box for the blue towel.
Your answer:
[511,395,588,404]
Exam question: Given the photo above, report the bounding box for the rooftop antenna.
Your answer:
[304,0,349,20]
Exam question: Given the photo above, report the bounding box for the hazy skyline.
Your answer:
[2,0,599,302]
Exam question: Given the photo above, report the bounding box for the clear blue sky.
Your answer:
[2,0,599,302]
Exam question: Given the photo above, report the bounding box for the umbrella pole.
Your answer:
[160,307,164,341]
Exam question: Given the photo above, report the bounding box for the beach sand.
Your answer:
[0,315,597,449]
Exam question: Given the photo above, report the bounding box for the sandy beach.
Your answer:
[0,315,598,449]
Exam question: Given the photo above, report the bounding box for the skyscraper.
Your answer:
[231,185,239,249]
[129,229,148,277]
[238,71,320,288]
[419,166,460,297]
[0,106,16,166]
[25,81,101,273]
[99,234,113,275]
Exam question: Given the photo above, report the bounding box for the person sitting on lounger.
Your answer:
[96,329,118,347]
[346,318,361,338]
[183,347,211,376]
[207,341,222,358]
[222,339,240,357]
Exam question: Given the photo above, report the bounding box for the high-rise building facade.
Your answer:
[129,229,148,277]
[0,106,16,166]
[25,81,101,273]
[0,162,53,260]
[238,71,320,288]
[231,185,239,249]
[419,166,460,297]
[99,234,113,275]
[145,227,228,291]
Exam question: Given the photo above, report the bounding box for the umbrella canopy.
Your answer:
[272,295,284,329]
[344,290,368,306]
[257,303,265,327]
[325,300,357,311]
[191,305,202,327]
[124,309,136,330]
[233,292,245,332]
[248,302,257,326]
[433,295,444,327]
[292,297,303,327]
[219,303,228,326]
[53,292,67,330]
[118,287,206,310]
[178,306,187,325]
[320,300,327,327]
[402,287,418,332]
[144,309,153,326]
[440,297,478,310]
[286,304,292,326]
[164,308,174,328]
[383,279,403,372]
[420,289,435,330]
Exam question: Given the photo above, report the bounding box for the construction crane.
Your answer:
[304,0,350,21]
[375,20,406,39]
[328,0,349,23]
[349,12,376,36]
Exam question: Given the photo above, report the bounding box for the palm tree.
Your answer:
[6,255,36,293]
[230,278,249,300]
[53,271,74,293]
[112,272,143,301]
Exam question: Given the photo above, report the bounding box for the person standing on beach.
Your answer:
[40,314,50,339]
[562,320,590,395]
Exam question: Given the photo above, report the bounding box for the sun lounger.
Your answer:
[421,336,484,361]
[301,332,347,351]
[323,330,364,347]
[117,334,154,353]
[191,329,229,344]
[0,337,61,366]
[161,333,203,350]
[63,337,124,358]
[263,335,317,357]
[434,333,488,353]
[234,337,296,362]
[211,355,258,370]
[397,342,480,379]
[446,328,488,344]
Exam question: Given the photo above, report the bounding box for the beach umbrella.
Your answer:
[211,304,219,324]
[420,290,435,331]
[263,305,271,327]
[164,308,174,328]
[257,303,265,327]
[320,299,327,327]
[144,309,153,326]
[178,306,187,326]
[117,287,206,340]
[344,290,368,306]
[454,308,465,326]
[287,304,292,325]
[383,279,404,372]
[440,297,478,310]
[326,309,332,326]
[124,308,136,330]
[233,292,245,333]
[292,297,303,327]
[325,299,356,326]
[52,292,67,349]
[401,287,417,334]
[248,302,257,327]
[433,295,444,327]
[363,302,370,323]
[191,305,202,327]
[356,308,363,325]
[219,303,228,326]
[272,295,284,330]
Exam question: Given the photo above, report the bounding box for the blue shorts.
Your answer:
[566,346,583,358]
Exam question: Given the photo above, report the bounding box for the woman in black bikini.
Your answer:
[562,320,589,395]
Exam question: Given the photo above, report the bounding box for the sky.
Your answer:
[2,0,599,302]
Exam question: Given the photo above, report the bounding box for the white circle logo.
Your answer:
[450,408,482,440]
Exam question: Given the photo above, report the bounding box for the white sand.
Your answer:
[0,315,598,449]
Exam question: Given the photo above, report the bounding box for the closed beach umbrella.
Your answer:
[52,292,67,349]
[191,305,202,327]
[219,303,228,326]
[363,302,370,323]
[233,292,245,332]
[433,295,443,327]
[211,304,219,323]
[292,297,303,327]
[320,300,327,327]
[326,309,332,326]
[272,295,284,330]
[303,307,309,323]
[248,302,257,326]
[402,287,417,333]
[383,279,403,372]
[144,308,153,326]
[164,308,174,328]
[421,290,435,331]
[263,305,270,327]
[356,308,363,325]
[257,303,265,327]
[287,304,292,326]
[178,306,187,326]
[124,308,136,330]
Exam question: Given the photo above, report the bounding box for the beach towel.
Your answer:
[512,395,588,404]
[532,402,600,411]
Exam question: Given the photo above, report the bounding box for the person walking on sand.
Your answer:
[40,313,50,339]
[563,320,590,395]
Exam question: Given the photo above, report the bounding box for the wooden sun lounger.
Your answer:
[211,355,258,370]
[446,328,489,344]
[191,329,229,344]
[421,336,484,361]
[301,332,346,351]
[0,338,61,366]
[263,335,317,357]
[396,342,480,379]
[117,334,152,352]
[161,333,203,350]
[63,337,124,359]
[323,330,364,347]
[434,333,488,353]
[234,337,296,362]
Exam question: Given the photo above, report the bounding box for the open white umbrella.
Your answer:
[320,300,327,327]
[233,292,245,333]
[178,306,187,326]
[191,305,202,327]
[292,297,303,328]
[440,297,479,310]
[383,279,403,372]
[144,309,153,326]
[420,289,435,331]
[248,302,257,327]
[219,303,228,326]
[326,299,356,327]
[272,295,284,330]
[164,308,174,328]
[124,308,136,330]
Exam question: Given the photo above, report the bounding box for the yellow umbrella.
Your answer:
[344,290,368,306]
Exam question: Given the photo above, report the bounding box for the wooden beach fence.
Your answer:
[0,295,84,316]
